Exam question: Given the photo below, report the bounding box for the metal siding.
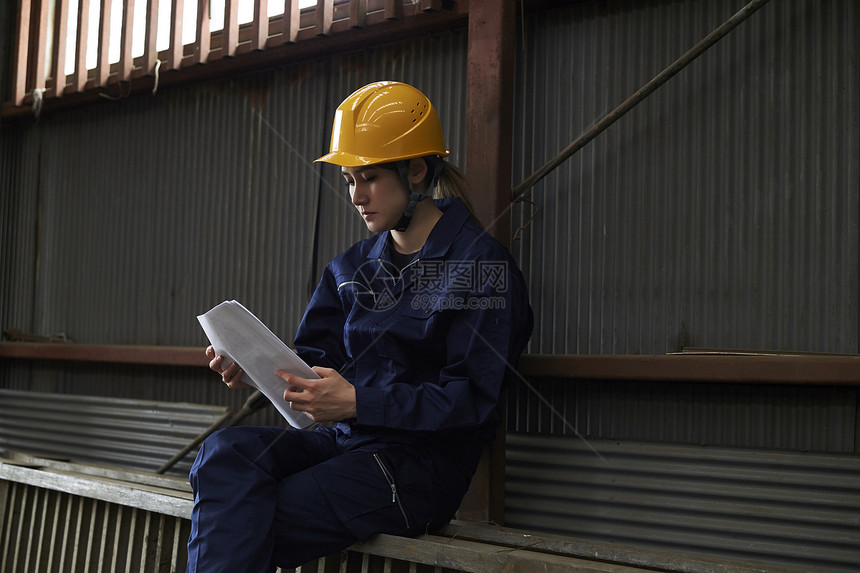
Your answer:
[507,377,858,453]
[0,33,469,422]
[505,434,860,572]
[31,69,327,349]
[0,126,39,336]
[511,0,860,355]
[0,1,857,570]
[0,389,228,477]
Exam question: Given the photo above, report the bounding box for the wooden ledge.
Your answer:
[518,352,860,385]
[0,341,208,367]
[2,342,859,385]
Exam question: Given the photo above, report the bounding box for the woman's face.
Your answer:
[342,165,409,233]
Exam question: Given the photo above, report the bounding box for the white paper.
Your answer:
[197,300,316,429]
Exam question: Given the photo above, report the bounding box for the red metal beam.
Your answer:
[465,0,515,245]
[2,342,858,385]
[518,353,860,385]
[461,0,517,525]
[0,342,208,367]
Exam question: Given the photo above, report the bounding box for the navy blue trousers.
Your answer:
[186,425,472,573]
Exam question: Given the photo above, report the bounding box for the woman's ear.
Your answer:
[407,158,429,187]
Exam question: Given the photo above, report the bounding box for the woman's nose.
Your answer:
[351,186,367,205]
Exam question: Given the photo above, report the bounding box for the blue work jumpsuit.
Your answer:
[186,198,533,572]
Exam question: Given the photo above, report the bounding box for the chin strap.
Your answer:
[393,157,444,232]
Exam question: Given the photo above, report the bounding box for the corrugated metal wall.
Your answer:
[1,0,856,373]
[1,0,859,567]
[507,377,859,453]
[510,0,859,355]
[0,389,228,477]
[505,434,860,572]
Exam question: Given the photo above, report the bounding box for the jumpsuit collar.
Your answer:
[367,198,471,263]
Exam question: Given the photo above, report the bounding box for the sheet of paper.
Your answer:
[197,300,316,429]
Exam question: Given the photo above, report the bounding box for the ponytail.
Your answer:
[430,159,483,228]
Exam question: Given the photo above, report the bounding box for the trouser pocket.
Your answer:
[373,452,411,530]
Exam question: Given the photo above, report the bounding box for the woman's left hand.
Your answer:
[278,366,357,423]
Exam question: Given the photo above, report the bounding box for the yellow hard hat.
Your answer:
[315,81,450,167]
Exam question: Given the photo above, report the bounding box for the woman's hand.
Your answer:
[279,366,356,423]
[205,346,249,389]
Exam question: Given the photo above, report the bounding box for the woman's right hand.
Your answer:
[206,346,249,389]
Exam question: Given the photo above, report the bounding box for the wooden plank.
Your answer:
[33,0,53,91]
[11,0,32,105]
[315,0,333,36]
[222,0,240,57]
[193,0,211,64]
[0,479,8,550]
[143,0,159,73]
[278,0,302,44]
[383,0,401,20]
[435,520,817,573]
[2,341,859,385]
[250,0,269,50]
[48,0,71,97]
[168,0,184,68]
[351,533,650,573]
[4,6,468,118]
[3,454,193,494]
[0,463,193,519]
[517,353,860,384]
[73,0,91,91]
[95,0,112,85]
[118,0,136,81]
[0,342,207,367]
[349,0,367,28]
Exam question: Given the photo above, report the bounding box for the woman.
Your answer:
[187,81,533,572]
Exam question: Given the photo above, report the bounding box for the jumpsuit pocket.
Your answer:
[372,452,411,530]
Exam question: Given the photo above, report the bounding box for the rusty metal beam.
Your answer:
[3,342,858,385]
[0,342,208,367]
[518,353,860,385]
[465,0,516,244]
[460,0,517,525]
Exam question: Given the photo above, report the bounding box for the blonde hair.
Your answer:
[432,160,482,227]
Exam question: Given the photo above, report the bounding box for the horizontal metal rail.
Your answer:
[3,342,859,385]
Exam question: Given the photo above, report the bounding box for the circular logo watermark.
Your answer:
[350,259,404,312]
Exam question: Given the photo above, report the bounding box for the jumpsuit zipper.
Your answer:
[372,452,411,529]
